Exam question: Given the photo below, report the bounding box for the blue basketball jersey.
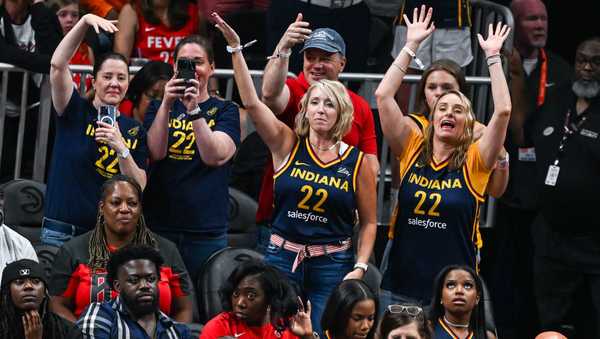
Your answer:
[434,318,474,339]
[382,129,491,302]
[272,138,364,244]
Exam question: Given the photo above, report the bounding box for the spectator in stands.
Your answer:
[376,6,510,306]
[201,259,316,339]
[47,0,94,92]
[534,332,567,339]
[381,59,510,273]
[41,14,148,247]
[76,245,191,338]
[265,0,370,76]
[49,175,193,323]
[488,1,572,336]
[257,15,379,254]
[114,0,202,64]
[120,60,173,122]
[0,209,38,282]
[529,37,600,338]
[0,259,81,339]
[0,0,62,181]
[143,35,239,280]
[429,265,494,339]
[321,279,378,339]
[215,13,377,336]
[376,304,432,339]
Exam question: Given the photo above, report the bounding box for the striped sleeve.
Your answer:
[76,302,112,338]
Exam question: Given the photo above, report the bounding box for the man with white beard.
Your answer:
[530,37,600,338]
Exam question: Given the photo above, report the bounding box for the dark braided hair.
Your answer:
[88,175,158,273]
[0,284,67,339]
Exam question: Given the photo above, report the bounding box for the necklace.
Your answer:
[443,315,469,328]
[310,140,339,152]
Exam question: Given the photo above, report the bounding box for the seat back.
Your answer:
[227,188,258,248]
[363,263,382,297]
[197,247,263,322]
[480,277,498,336]
[0,179,46,245]
[34,244,59,282]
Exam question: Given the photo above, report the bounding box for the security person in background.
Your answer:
[530,37,600,338]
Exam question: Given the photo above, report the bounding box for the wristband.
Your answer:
[392,62,407,74]
[354,262,368,273]
[267,48,292,60]
[187,106,207,121]
[402,45,425,70]
[486,54,502,67]
[118,148,130,159]
[226,39,258,54]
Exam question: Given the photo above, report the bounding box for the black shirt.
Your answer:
[532,83,600,234]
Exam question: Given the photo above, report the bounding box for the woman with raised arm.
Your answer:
[375,5,511,307]
[42,14,148,248]
[213,12,377,336]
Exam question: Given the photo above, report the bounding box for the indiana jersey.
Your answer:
[272,138,364,244]
[134,3,198,63]
[434,318,475,339]
[381,129,491,302]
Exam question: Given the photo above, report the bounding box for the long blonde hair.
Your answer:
[294,80,354,142]
[417,90,475,170]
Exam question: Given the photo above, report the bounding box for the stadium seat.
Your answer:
[34,244,59,282]
[363,263,382,297]
[480,277,498,337]
[197,247,263,323]
[227,188,258,249]
[0,179,46,246]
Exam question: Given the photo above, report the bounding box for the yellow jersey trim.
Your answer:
[305,138,354,168]
[273,140,300,180]
[352,151,365,192]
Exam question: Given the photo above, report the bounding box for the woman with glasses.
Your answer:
[321,279,378,339]
[377,304,432,339]
[429,265,495,339]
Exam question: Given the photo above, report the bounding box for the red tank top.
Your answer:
[134,3,199,64]
[70,42,93,91]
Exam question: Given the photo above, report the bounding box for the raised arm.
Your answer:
[50,14,118,115]
[375,5,434,157]
[261,13,312,115]
[113,4,138,62]
[477,23,512,169]
[213,13,296,165]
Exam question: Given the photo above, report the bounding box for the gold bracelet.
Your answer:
[392,62,407,73]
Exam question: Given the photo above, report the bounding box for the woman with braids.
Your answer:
[376,5,511,307]
[0,259,82,339]
[48,175,194,323]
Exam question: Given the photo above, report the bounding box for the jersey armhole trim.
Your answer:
[274,140,300,179]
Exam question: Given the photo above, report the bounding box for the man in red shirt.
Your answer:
[257,14,379,252]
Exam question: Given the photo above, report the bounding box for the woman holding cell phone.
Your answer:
[143,35,240,280]
[41,14,148,248]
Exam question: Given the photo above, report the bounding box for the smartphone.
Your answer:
[177,58,196,89]
[98,105,117,126]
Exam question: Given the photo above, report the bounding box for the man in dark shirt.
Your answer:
[77,245,190,339]
[530,37,600,338]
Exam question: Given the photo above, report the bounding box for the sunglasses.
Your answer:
[387,304,423,317]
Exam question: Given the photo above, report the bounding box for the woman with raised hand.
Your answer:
[43,14,148,247]
[375,5,511,306]
[213,12,377,336]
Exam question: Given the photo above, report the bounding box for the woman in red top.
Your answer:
[48,175,194,323]
[114,0,201,64]
[201,259,316,339]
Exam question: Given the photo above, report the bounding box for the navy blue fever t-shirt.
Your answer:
[143,97,240,233]
[44,89,148,230]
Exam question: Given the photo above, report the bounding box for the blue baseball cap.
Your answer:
[300,28,346,56]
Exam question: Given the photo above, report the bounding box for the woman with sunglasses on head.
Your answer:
[321,279,378,339]
[376,5,511,307]
[377,304,432,339]
[429,265,495,339]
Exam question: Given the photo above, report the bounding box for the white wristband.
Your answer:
[354,262,368,273]
[226,39,258,54]
[402,45,425,70]
[118,148,130,159]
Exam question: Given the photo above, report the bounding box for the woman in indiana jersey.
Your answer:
[376,6,511,305]
[214,13,377,336]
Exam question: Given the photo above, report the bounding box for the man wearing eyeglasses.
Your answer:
[76,245,191,339]
[529,37,600,338]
